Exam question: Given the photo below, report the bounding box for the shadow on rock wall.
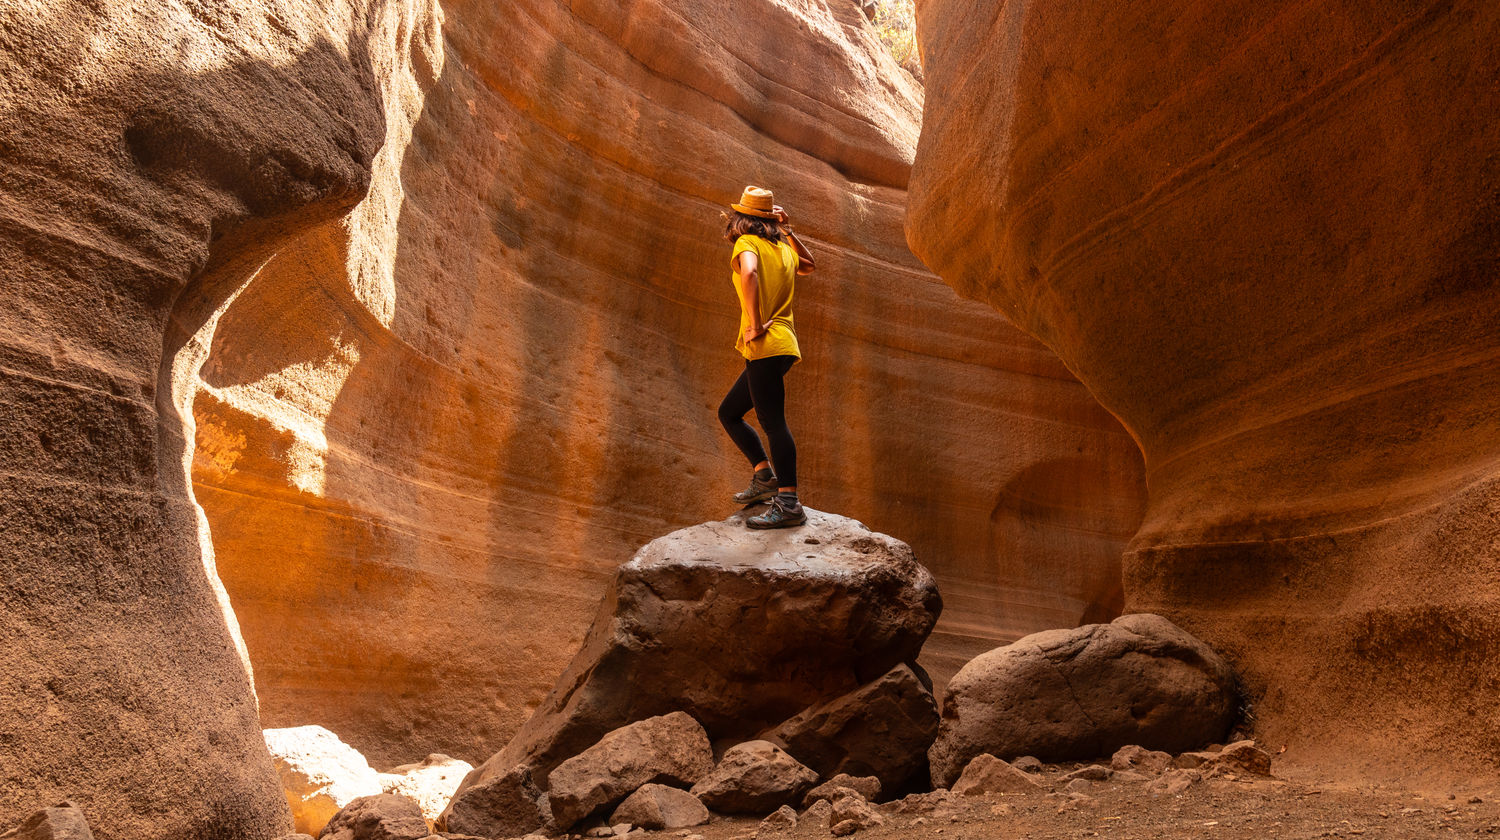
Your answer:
[0,0,400,835]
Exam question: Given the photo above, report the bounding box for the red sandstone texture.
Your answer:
[908,0,1500,780]
[1,0,1144,833]
[187,0,1145,769]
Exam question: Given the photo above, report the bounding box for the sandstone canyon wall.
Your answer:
[0,1,409,837]
[0,0,1147,833]
[189,0,1146,768]
[908,0,1500,779]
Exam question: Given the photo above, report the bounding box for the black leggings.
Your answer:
[717,355,798,488]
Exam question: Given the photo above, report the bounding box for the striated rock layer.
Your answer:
[1,0,1144,831]
[187,0,1147,766]
[908,0,1500,777]
[0,0,424,835]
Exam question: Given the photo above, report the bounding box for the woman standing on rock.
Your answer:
[717,186,817,529]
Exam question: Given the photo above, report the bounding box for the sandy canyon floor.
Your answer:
[628,768,1500,840]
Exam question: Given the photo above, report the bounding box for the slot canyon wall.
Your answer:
[908,0,1500,780]
[1,0,1144,835]
[190,0,1147,769]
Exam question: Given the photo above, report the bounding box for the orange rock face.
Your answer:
[2,0,1143,830]
[0,1,403,836]
[189,0,1145,768]
[909,0,1500,777]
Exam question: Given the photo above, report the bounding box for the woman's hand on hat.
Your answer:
[772,205,790,224]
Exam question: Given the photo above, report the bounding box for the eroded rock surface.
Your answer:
[463,510,939,797]
[3,0,1147,830]
[929,615,1236,787]
[0,0,405,833]
[908,0,1500,774]
[183,0,1147,768]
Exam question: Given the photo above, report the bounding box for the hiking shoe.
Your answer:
[747,495,806,529]
[733,471,779,505]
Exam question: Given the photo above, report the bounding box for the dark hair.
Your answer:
[723,210,783,244]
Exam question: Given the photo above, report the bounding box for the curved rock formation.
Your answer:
[0,0,409,835]
[908,0,1500,776]
[2,0,1146,830]
[187,0,1146,766]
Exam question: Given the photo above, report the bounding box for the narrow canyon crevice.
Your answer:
[185,0,1145,772]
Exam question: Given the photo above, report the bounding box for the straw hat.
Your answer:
[731,186,778,219]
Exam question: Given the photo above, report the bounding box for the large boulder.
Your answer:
[317,794,429,840]
[764,663,937,794]
[690,741,819,815]
[532,712,713,830]
[908,0,1500,775]
[457,510,940,796]
[0,0,393,833]
[929,614,1236,787]
[265,726,385,836]
[378,754,474,827]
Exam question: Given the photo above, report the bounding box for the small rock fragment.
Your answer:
[1112,771,1150,783]
[888,791,952,814]
[803,798,834,826]
[803,774,883,807]
[1172,750,1219,770]
[1110,745,1172,775]
[1213,741,1273,776]
[1064,778,1093,793]
[758,804,798,833]
[829,791,884,832]
[691,740,819,814]
[1147,768,1201,796]
[950,754,1043,796]
[609,784,710,830]
[830,819,860,836]
[1010,756,1044,774]
[1061,764,1112,782]
[319,794,430,840]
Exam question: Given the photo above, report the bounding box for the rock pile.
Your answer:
[444,511,942,834]
[277,521,1254,840]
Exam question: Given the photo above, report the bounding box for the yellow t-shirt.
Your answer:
[730,234,801,361]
